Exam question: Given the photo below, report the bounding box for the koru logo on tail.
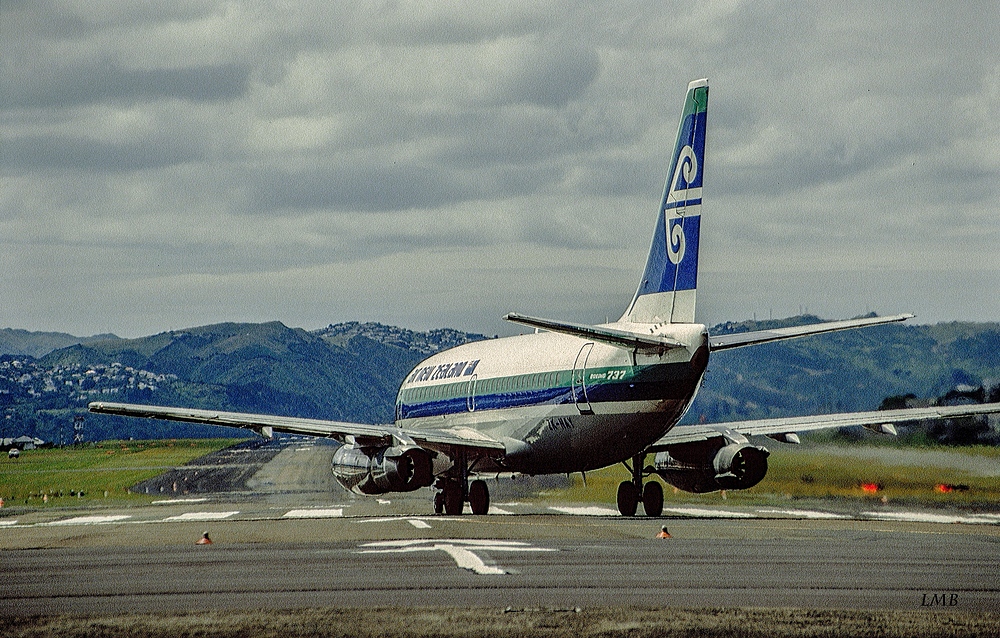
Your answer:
[666,218,685,264]
[664,144,698,265]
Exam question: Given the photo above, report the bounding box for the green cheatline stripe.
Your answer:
[398,365,650,404]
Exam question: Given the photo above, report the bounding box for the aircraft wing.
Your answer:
[503,312,685,351]
[87,401,506,454]
[646,402,1000,448]
[708,313,914,351]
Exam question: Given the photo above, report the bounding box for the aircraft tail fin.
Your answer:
[622,79,708,324]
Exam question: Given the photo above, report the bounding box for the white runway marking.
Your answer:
[663,507,754,519]
[0,519,19,526]
[49,515,131,526]
[757,508,849,520]
[549,506,620,516]
[358,539,555,575]
[164,511,239,522]
[283,508,343,519]
[357,516,460,528]
[489,506,514,515]
[862,511,1000,525]
[151,498,209,505]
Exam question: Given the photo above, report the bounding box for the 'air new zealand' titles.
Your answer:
[91,80,1000,517]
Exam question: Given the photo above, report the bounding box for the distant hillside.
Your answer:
[0,328,119,358]
[2,316,998,444]
[1,321,485,442]
[684,315,1000,424]
[315,321,488,354]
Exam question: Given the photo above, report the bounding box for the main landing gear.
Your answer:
[616,452,663,517]
[433,464,490,515]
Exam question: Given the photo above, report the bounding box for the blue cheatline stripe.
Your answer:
[396,362,701,420]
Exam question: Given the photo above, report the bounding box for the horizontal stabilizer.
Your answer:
[503,313,685,352]
[708,314,914,351]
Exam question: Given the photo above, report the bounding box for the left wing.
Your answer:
[87,401,506,456]
[647,402,1000,449]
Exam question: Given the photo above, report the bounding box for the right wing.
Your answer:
[88,401,506,458]
[709,313,914,351]
[647,402,1000,448]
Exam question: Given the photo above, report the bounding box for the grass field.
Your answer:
[2,438,999,511]
[7,607,1000,638]
[0,439,241,506]
[557,443,1000,509]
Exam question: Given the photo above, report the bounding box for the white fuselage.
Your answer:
[394,322,709,474]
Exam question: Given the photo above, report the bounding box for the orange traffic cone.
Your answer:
[656,525,671,539]
[196,531,212,545]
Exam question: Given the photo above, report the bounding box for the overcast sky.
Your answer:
[2,1,998,338]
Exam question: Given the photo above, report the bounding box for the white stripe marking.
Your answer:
[408,519,432,529]
[49,515,131,526]
[862,511,1000,525]
[164,511,239,521]
[549,506,620,516]
[151,498,209,505]
[663,507,754,519]
[0,519,18,526]
[757,508,849,520]
[283,509,343,519]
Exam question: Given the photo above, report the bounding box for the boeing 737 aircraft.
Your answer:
[91,79,1000,516]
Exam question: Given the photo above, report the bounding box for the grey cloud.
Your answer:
[2,61,253,110]
[248,160,561,214]
[3,1,1000,337]
[0,134,201,173]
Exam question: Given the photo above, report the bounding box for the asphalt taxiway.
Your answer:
[2,440,999,615]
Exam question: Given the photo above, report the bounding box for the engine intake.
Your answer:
[331,444,434,495]
[652,436,769,493]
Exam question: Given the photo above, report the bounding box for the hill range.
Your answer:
[2,316,999,444]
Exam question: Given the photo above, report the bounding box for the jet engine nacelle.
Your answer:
[331,444,434,495]
[652,436,769,494]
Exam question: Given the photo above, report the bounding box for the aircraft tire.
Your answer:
[433,491,445,514]
[443,481,464,515]
[617,480,639,516]
[469,479,490,515]
[642,480,664,517]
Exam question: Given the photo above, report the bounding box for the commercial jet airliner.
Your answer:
[90,79,1000,516]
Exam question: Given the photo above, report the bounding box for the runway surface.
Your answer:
[2,439,999,616]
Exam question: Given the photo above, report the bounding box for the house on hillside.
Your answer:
[0,435,48,451]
